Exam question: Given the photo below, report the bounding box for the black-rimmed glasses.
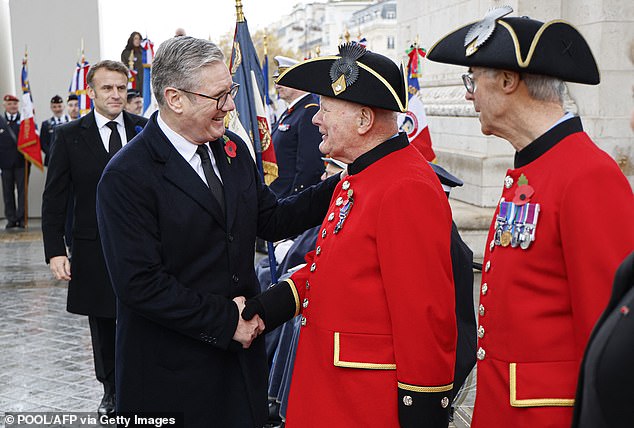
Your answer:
[179,83,240,109]
[462,73,475,94]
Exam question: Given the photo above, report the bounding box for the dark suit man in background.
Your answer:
[124,89,143,115]
[95,36,340,427]
[269,56,324,198]
[1,94,26,229]
[41,60,147,416]
[40,95,70,166]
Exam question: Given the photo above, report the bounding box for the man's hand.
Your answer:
[232,296,265,349]
[50,255,71,281]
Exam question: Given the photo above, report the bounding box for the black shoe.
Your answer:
[17,221,25,229]
[5,221,18,229]
[97,392,115,416]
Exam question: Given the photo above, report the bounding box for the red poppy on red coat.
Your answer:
[513,184,534,205]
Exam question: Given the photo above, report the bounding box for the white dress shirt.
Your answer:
[157,113,223,185]
[94,110,127,151]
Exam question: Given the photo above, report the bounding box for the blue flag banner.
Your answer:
[229,15,279,283]
[140,38,154,113]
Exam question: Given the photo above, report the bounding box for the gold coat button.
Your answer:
[403,396,413,406]
[482,283,488,295]
[328,212,335,221]
[310,263,316,272]
[342,180,350,190]
[477,347,486,360]
[322,229,327,239]
[504,175,514,188]
[479,304,485,316]
[489,240,495,251]
[336,197,344,206]
[301,316,307,326]
[316,246,321,255]
[485,260,491,272]
[302,298,309,308]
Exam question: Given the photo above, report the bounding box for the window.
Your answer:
[387,36,395,49]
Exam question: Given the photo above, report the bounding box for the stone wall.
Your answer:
[398,0,634,207]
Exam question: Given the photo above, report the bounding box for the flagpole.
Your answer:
[23,47,29,229]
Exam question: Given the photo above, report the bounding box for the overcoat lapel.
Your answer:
[79,112,109,170]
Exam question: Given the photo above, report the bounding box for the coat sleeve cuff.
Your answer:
[397,381,453,428]
[257,279,300,331]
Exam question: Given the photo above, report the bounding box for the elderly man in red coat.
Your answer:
[425,6,634,428]
[244,44,457,427]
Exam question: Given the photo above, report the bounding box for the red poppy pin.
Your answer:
[512,173,534,205]
[222,136,237,163]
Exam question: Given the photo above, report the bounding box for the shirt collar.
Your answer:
[348,132,408,175]
[157,112,202,163]
[514,115,583,168]
[287,93,311,110]
[94,110,124,129]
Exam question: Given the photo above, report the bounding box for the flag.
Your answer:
[140,37,154,113]
[69,59,91,117]
[127,68,138,89]
[250,70,278,185]
[261,51,278,126]
[17,56,43,171]
[398,44,436,162]
[229,14,278,185]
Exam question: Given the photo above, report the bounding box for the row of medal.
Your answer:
[494,199,540,250]
[333,181,354,234]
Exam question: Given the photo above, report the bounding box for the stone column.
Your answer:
[0,0,16,97]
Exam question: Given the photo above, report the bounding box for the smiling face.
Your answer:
[312,96,361,163]
[87,68,128,120]
[176,62,235,144]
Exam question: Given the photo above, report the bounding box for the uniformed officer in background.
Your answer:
[426,6,634,428]
[244,43,457,428]
[269,56,325,198]
[40,95,70,166]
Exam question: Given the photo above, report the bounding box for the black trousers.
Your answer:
[1,166,27,223]
[88,316,116,394]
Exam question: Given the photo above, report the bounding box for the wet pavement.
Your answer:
[0,223,103,418]
[0,223,475,427]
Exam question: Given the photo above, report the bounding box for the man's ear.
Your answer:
[357,107,374,135]
[164,88,185,114]
[86,86,95,100]
[501,70,521,94]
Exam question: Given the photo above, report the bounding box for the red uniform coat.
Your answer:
[282,134,457,427]
[471,117,634,428]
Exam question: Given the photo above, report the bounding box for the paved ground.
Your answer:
[0,223,475,427]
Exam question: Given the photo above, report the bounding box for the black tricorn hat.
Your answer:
[276,43,408,112]
[426,6,600,85]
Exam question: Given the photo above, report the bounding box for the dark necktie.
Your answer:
[106,121,122,155]
[196,144,225,214]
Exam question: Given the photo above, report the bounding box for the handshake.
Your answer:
[231,280,298,349]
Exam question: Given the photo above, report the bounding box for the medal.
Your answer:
[333,192,354,234]
[519,203,540,250]
[500,231,512,247]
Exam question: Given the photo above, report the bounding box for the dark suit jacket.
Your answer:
[95,113,338,426]
[40,116,69,166]
[269,93,324,197]
[42,110,147,318]
[572,251,634,428]
[0,113,24,169]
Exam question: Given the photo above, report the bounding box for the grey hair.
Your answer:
[87,60,129,87]
[483,68,564,105]
[152,36,225,107]
[521,73,565,105]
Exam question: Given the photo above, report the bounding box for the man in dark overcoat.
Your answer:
[41,60,147,415]
[95,36,340,427]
